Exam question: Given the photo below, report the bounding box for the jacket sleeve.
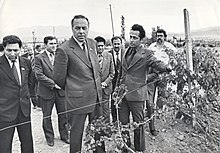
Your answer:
[34,55,55,89]
[27,59,36,95]
[103,54,115,85]
[53,47,68,89]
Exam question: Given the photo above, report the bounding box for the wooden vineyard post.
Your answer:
[183,9,196,126]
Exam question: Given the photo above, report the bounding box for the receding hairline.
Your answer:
[71,15,90,27]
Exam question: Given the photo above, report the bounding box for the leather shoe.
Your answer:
[47,139,54,147]
[150,130,158,136]
[61,138,70,144]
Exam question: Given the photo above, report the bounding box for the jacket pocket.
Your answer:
[68,91,83,98]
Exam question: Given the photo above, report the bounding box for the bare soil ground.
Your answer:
[12,101,219,153]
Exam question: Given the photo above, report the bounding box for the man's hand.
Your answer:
[54,84,61,90]
[101,82,108,88]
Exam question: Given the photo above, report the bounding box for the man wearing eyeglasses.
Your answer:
[35,36,69,147]
[0,35,34,153]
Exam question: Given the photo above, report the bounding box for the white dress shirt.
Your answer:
[113,49,122,64]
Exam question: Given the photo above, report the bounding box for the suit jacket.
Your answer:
[100,51,115,95]
[35,51,65,99]
[53,37,102,114]
[109,49,125,90]
[120,44,168,101]
[0,55,34,122]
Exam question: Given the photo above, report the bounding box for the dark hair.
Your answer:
[71,15,89,27]
[2,35,22,48]
[111,36,122,44]
[0,43,4,52]
[43,36,56,44]
[131,24,145,40]
[156,29,167,38]
[94,36,106,44]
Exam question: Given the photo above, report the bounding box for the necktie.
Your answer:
[82,43,89,60]
[98,54,103,69]
[30,55,35,70]
[115,52,121,71]
[12,61,20,85]
[126,47,136,65]
[49,53,54,66]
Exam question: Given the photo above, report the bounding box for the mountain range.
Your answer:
[0,25,219,42]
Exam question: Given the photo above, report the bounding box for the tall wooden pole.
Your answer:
[109,4,115,37]
[32,31,36,52]
[184,9,196,126]
[184,9,193,90]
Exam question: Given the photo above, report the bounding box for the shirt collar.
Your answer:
[72,36,85,49]
[5,55,19,66]
[45,49,54,57]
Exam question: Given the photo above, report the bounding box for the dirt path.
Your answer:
[12,107,69,153]
[12,105,219,153]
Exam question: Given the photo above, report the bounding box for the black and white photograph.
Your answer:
[0,0,219,153]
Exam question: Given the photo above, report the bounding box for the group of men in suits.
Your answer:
[0,15,172,153]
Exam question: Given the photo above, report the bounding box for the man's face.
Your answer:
[26,45,34,55]
[112,38,122,52]
[97,42,105,54]
[72,18,89,43]
[46,39,57,53]
[156,32,165,44]
[129,30,141,48]
[4,43,21,61]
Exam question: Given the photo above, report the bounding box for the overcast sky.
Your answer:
[0,0,219,37]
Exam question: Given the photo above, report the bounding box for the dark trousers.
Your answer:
[146,83,156,131]
[0,107,34,153]
[119,98,145,151]
[40,91,69,142]
[69,104,105,153]
[30,76,40,107]
[102,92,110,123]
[110,95,117,122]
[146,100,155,131]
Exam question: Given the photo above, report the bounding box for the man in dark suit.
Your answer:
[95,36,115,123]
[35,36,69,147]
[53,15,103,153]
[118,24,171,153]
[21,44,41,109]
[108,36,125,122]
[0,35,34,153]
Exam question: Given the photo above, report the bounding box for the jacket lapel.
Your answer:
[122,48,129,70]
[101,53,108,73]
[19,57,27,86]
[127,45,144,69]
[69,38,92,68]
[42,51,53,71]
[0,55,20,85]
